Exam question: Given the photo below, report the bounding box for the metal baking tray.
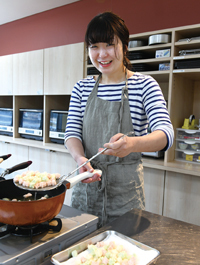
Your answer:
[51,230,160,265]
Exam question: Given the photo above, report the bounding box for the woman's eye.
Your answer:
[107,43,114,46]
[90,45,97,49]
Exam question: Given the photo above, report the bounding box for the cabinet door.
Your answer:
[143,167,165,215]
[163,171,200,226]
[44,42,84,95]
[0,142,29,179]
[13,50,43,95]
[28,147,77,205]
[0,55,13,95]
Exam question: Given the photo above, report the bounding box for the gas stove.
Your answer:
[0,205,98,265]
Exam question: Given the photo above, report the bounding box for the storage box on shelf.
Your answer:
[175,128,200,164]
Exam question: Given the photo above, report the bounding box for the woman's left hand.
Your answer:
[99,133,133,157]
[99,130,168,157]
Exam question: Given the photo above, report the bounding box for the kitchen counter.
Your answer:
[93,209,200,264]
[45,208,200,265]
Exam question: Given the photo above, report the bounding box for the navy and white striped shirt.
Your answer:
[65,72,174,150]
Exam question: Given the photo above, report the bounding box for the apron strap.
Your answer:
[117,69,129,163]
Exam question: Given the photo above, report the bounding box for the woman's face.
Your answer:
[88,36,124,76]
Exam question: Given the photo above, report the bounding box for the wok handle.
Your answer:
[6,161,32,174]
[0,154,11,160]
[66,169,102,189]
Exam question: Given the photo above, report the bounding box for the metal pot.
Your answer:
[148,34,171,45]
[128,40,146,48]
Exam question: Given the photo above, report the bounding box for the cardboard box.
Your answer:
[156,49,171,58]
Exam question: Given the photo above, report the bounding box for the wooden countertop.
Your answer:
[87,208,200,264]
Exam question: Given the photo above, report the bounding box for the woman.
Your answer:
[65,12,174,227]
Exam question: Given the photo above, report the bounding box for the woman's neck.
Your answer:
[100,69,134,84]
[100,68,126,84]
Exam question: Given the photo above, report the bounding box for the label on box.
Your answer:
[159,63,170,71]
[186,154,193,161]
[156,49,171,58]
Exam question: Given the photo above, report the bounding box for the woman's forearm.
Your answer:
[65,137,85,163]
[132,130,168,153]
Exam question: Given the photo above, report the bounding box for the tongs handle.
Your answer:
[66,131,135,179]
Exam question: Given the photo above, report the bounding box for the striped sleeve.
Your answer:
[139,74,174,149]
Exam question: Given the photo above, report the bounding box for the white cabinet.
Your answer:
[163,171,200,226]
[0,55,13,95]
[13,50,43,95]
[143,167,165,215]
[44,42,85,95]
[0,142,29,179]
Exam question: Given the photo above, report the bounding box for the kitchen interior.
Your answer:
[0,0,200,264]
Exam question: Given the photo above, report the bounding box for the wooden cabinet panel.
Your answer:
[0,142,29,179]
[44,42,84,95]
[0,55,13,95]
[163,171,200,226]
[13,50,43,95]
[143,167,165,215]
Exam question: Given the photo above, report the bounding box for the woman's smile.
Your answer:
[99,60,112,67]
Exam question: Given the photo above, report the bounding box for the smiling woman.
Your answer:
[65,11,174,228]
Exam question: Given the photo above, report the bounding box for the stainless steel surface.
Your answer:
[148,34,171,45]
[0,205,98,265]
[128,40,146,48]
[179,48,200,56]
[51,230,160,265]
[178,36,200,42]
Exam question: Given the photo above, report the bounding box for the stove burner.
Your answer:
[0,218,62,243]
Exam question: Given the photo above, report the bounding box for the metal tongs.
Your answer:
[14,131,135,191]
[65,130,135,178]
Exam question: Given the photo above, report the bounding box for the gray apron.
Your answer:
[71,74,145,227]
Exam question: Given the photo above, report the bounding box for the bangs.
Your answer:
[85,18,115,46]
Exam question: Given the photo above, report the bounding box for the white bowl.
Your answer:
[179,143,188,150]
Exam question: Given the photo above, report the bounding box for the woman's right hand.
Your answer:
[77,156,101,183]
